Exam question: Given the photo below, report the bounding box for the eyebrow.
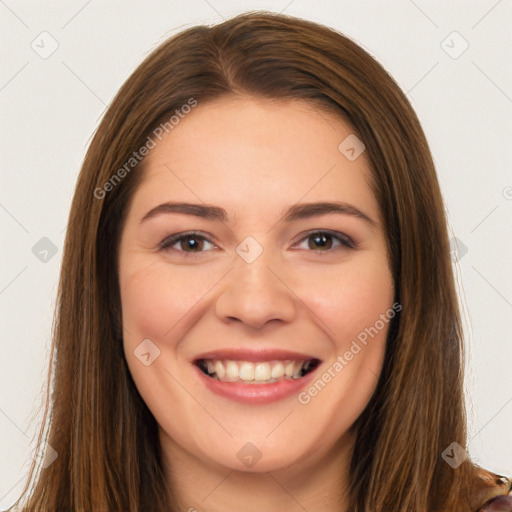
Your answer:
[140,201,377,228]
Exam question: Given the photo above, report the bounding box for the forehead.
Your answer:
[130,96,378,224]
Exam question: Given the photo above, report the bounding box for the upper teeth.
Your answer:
[201,359,312,383]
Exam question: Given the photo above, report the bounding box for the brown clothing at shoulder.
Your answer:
[479,494,512,511]
[472,466,512,512]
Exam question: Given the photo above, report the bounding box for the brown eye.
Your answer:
[159,232,216,254]
[296,230,355,252]
[308,232,333,250]
[179,235,204,252]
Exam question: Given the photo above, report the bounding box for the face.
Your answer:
[118,95,395,475]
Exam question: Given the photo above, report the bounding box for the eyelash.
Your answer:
[158,229,355,255]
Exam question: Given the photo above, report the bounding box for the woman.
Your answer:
[7,11,510,512]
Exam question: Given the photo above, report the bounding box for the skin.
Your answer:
[118,95,395,512]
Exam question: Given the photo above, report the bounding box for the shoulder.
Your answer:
[472,466,512,512]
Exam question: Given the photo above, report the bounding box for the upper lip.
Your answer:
[193,348,321,363]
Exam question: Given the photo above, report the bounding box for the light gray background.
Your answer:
[1,0,511,508]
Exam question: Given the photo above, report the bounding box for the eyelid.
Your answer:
[158,230,218,252]
[292,229,355,250]
[158,229,355,253]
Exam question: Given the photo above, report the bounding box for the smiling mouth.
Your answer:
[195,358,321,384]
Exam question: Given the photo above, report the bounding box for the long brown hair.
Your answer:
[9,10,496,511]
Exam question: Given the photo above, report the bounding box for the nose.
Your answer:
[214,248,297,330]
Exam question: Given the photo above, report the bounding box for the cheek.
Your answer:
[119,260,215,341]
[306,256,395,344]
[296,260,394,429]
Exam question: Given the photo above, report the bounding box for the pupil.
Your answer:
[183,235,202,251]
[310,233,331,250]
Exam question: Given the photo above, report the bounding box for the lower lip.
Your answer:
[193,364,319,404]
